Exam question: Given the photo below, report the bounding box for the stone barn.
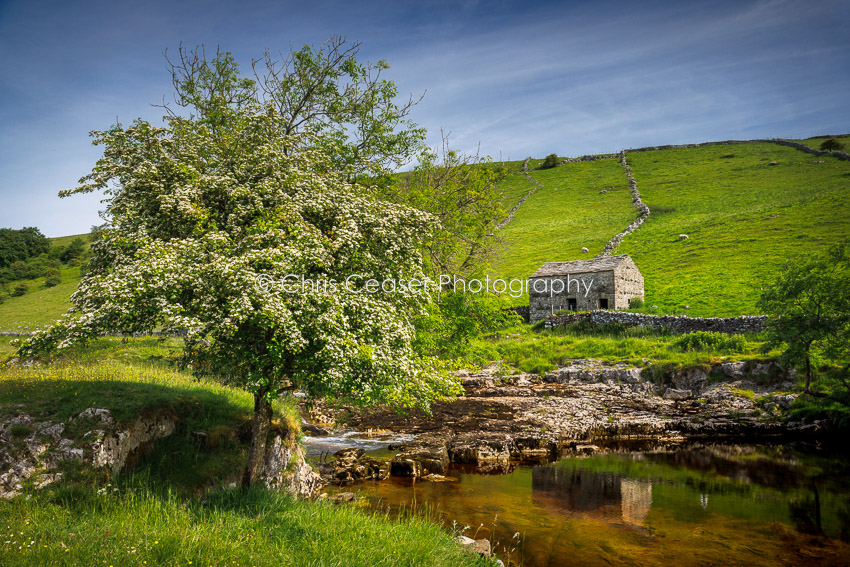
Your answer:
[528,254,644,322]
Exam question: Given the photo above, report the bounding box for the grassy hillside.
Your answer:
[0,266,79,331]
[489,140,850,316]
[792,134,850,150]
[617,142,850,316]
[0,235,87,331]
[46,233,90,249]
[488,158,636,286]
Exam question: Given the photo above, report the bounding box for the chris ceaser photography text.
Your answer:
[256,274,595,298]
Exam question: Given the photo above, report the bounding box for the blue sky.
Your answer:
[1,0,848,236]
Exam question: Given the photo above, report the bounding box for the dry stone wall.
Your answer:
[598,151,650,257]
[766,139,850,161]
[558,153,618,165]
[496,169,541,230]
[544,310,767,334]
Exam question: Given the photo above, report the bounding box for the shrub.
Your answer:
[59,237,86,263]
[11,282,28,296]
[542,153,561,169]
[819,138,845,152]
[44,268,61,288]
[674,331,746,352]
[629,297,644,309]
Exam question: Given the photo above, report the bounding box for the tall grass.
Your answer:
[0,486,492,566]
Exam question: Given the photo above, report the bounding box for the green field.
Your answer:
[488,158,636,285]
[0,235,86,331]
[617,142,850,316]
[0,266,79,331]
[488,141,850,316]
[792,134,850,150]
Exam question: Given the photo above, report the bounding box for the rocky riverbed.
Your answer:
[304,359,821,482]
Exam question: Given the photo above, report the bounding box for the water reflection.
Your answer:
[328,444,850,566]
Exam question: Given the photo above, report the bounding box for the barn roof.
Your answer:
[529,254,634,278]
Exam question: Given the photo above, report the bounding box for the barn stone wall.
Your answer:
[613,259,644,309]
[529,271,616,322]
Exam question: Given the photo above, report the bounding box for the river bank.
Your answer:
[303,359,824,482]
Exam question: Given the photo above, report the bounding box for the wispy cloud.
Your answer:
[0,0,848,235]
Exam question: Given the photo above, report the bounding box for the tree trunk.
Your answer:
[242,388,273,487]
[805,355,813,393]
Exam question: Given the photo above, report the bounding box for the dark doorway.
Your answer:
[599,298,608,309]
[567,298,577,311]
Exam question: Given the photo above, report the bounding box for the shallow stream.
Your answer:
[307,438,850,566]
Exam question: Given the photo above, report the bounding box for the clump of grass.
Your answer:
[0,340,495,566]
[674,331,746,353]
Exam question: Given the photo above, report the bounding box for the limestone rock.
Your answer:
[775,394,797,410]
[394,444,449,475]
[455,535,491,557]
[449,435,512,464]
[261,434,324,498]
[672,368,708,394]
[389,457,422,477]
[751,362,775,376]
[91,411,177,472]
[719,361,748,379]
[74,407,114,427]
[421,473,453,482]
[332,491,355,503]
[663,388,692,401]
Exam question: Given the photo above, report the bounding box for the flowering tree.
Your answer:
[18,49,459,485]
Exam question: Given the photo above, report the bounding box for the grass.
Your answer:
[0,265,81,331]
[616,142,850,316]
[488,158,636,290]
[0,485,491,566]
[0,344,493,566]
[467,322,779,378]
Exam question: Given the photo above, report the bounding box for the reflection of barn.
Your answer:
[531,465,652,526]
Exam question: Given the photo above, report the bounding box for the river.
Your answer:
[308,437,850,566]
